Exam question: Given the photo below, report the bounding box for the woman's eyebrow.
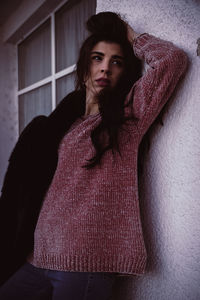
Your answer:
[112,55,124,60]
[91,51,104,56]
[91,51,124,59]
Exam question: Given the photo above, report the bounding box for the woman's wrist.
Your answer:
[133,32,141,41]
[127,25,141,44]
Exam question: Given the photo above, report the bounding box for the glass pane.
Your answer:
[56,72,75,104]
[18,19,51,89]
[19,84,52,133]
[55,0,96,72]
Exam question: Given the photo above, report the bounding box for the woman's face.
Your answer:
[85,41,125,97]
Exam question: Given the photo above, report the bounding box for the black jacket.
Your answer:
[0,91,86,285]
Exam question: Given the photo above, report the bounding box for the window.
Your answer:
[17,0,96,133]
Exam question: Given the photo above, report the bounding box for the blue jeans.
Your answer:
[0,262,117,300]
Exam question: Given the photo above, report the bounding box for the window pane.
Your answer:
[55,0,96,72]
[56,72,75,104]
[18,19,51,89]
[19,84,52,133]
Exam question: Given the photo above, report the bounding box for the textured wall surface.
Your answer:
[0,0,199,298]
[97,1,200,299]
[0,31,18,189]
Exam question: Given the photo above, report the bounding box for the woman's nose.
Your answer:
[101,61,111,74]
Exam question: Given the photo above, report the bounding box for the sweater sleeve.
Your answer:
[127,33,188,136]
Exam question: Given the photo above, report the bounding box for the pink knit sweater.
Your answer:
[28,34,187,276]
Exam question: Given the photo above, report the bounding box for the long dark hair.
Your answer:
[73,12,142,169]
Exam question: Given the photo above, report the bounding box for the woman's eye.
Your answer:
[91,55,102,61]
[112,60,123,67]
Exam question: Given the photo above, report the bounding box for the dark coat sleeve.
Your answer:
[0,115,47,285]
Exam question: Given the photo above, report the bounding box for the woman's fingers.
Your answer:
[127,24,140,43]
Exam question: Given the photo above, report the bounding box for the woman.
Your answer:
[0,11,187,300]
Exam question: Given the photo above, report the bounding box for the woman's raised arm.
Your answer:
[127,32,188,136]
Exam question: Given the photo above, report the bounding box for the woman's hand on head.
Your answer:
[127,25,140,44]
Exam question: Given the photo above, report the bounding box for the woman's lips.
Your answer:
[96,78,110,87]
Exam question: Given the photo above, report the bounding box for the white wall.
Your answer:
[0,30,18,190]
[97,0,200,299]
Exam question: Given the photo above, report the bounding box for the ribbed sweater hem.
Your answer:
[28,254,146,276]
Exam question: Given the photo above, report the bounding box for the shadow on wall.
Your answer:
[138,67,189,273]
[110,121,172,300]
[110,68,189,300]
[197,38,200,56]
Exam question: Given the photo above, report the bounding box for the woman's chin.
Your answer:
[87,86,112,98]
[96,86,105,92]
[91,86,106,96]
[97,85,112,93]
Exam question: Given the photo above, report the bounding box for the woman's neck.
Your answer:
[84,90,99,116]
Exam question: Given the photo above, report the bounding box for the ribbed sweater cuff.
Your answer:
[29,254,146,275]
[133,33,151,48]
[133,33,158,59]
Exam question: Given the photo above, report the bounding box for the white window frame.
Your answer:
[17,0,81,113]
